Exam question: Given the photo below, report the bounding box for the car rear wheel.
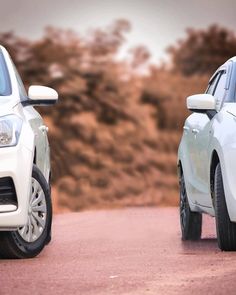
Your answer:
[214,163,236,251]
[179,173,202,240]
[0,165,52,259]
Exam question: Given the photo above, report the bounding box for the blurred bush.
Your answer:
[0,22,234,211]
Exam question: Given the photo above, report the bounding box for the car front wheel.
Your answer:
[214,163,236,251]
[179,173,202,240]
[0,164,52,259]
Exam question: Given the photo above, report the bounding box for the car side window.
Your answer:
[0,52,11,96]
[206,73,220,95]
[213,70,227,101]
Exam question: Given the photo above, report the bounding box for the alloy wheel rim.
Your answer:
[18,178,47,243]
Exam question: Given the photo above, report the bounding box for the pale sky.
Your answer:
[1,0,236,63]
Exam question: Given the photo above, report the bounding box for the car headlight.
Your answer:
[0,115,22,147]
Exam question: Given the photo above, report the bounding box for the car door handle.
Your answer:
[192,128,199,134]
[183,126,189,131]
[39,125,49,133]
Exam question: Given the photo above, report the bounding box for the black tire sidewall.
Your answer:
[214,163,222,243]
[179,173,202,241]
[214,162,236,251]
[180,175,190,239]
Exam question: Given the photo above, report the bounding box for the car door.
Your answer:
[193,70,228,207]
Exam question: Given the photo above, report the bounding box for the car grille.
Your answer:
[0,177,17,206]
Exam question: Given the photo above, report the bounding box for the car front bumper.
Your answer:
[0,123,34,229]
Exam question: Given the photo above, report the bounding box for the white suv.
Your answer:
[178,56,236,251]
[0,46,58,258]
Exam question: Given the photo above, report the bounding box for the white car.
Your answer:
[0,46,58,258]
[178,57,236,251]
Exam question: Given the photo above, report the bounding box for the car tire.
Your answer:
[0,164,52,259]
[214,163,236,251]
[179,173,202,240]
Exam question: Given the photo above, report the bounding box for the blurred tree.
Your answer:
[129,45,150,68]
[86,19,131,58]
[168,24,236,76]
[141,67,208,130]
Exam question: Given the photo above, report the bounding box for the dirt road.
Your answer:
[1,208,236,295]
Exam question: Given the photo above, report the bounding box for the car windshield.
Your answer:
[0,51,11,96]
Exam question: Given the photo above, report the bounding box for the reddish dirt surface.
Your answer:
[1,208,236,295]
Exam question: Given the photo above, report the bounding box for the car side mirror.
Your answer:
[187,94,216,112]
[26,85,58,106]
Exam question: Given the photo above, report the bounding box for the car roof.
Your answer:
[217,56,236,70]
[227,56,236,63]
